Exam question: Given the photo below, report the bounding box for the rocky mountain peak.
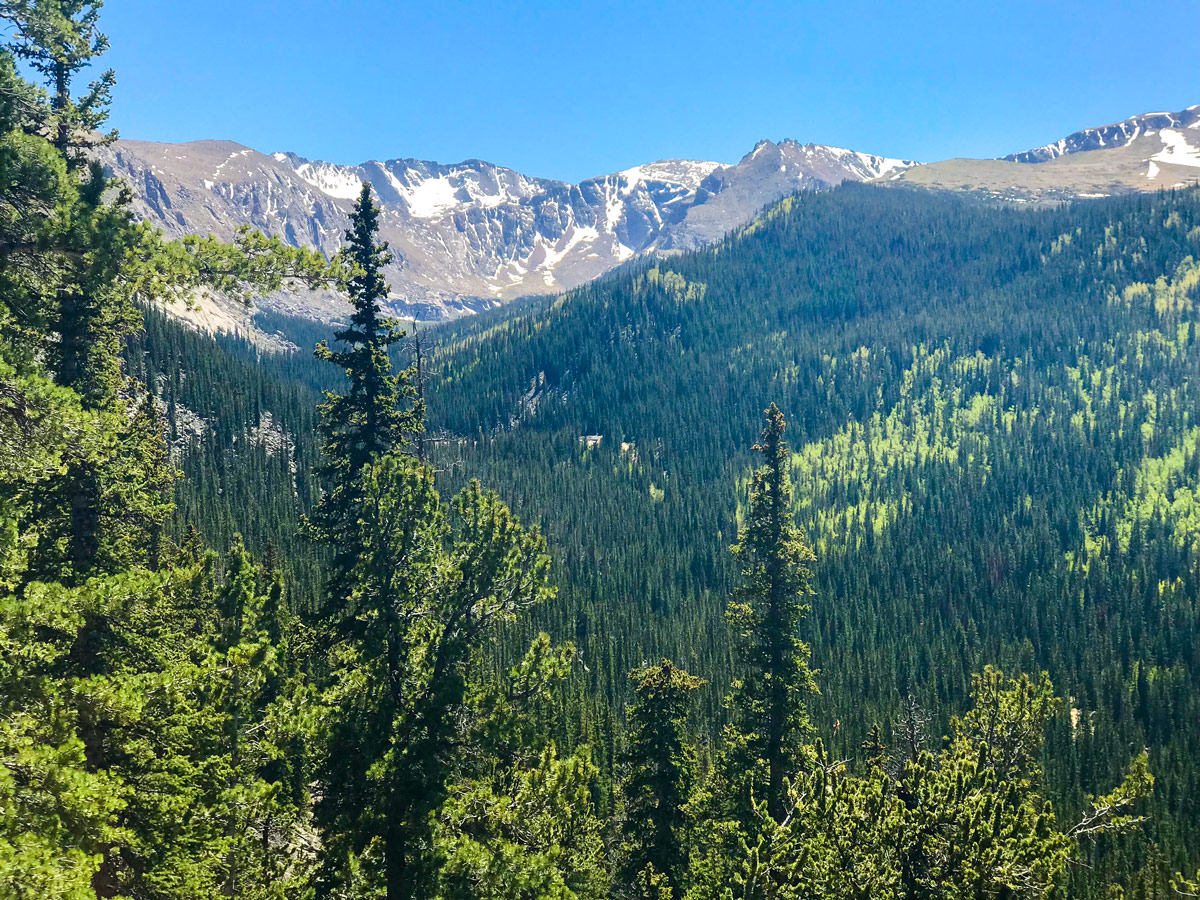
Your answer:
[103,136,915,320]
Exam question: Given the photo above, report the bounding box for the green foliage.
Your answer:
[688,669,1149,900]
[435,743,607,900]
[313,451,555,899]
[0,577,123,899]
[432,634,608,900]
[723,405,818,823]
[1174,871,1200,898]
[618,660,704,897]
[0,4,1193,895]
[306,183,422,607]
[137,178,1200,896]
[0,0,114,164]
[0,4,331,897]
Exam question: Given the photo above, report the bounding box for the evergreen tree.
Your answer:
[723,404,817,823]
[434,636,609,900]
[0,574,124,899]
[618,659,704,899]
[4,2,1199,892]
[313,455,554,900]
[688,670,1153,900]
[1,0,334,583]
[0,0,115,166]
[2,0,136,578]
[211,535,312,900]
[0,4,333,894]
[307,182,422,602]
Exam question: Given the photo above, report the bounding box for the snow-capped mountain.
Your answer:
[884,103,1200,202]
[1004,105,1200,163]
[102,138,913,320]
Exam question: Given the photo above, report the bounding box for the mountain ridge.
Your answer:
[101,136,914,320]
[1004,103,1200,163]
[107,103,1200,324]
[884,103,1200,201]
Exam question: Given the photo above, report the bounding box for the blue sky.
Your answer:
[98,0,1200,183]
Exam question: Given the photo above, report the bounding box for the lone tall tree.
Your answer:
[725,403,817,823]
[619,659,704,899]
[308,182,422,598]
[307,183,553,900]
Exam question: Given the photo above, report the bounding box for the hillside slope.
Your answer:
[422,184,1200,889]
[885,104,1200,200]
[146,182,1200,891]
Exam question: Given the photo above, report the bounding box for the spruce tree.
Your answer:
[434,635,609,900]
[305,184,557,900]
[619,659,704,899]
[0,6,335,893]
[724,403,817,823]
[2,0,334,582]
[0,0,115,167]
[307,181,422,602]
[3,0,139,579]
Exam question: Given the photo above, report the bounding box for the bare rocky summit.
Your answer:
[107,104,1200,323]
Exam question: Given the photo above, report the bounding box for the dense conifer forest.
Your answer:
[4,3,1200,899]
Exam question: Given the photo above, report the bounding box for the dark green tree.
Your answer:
[296,190,558,895]
[209,535,313,900]
[434,635,609,900]
[1,0,334,583]
[2,0,145,580]
[724,404,817,823]
[0,0,114,165]
[0,4,333,894]
[314,455,553,900]
[618,659,704,899]
[688,671,1154,900]
[307,182,422,601]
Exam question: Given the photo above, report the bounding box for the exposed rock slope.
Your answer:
[103,138,912,319]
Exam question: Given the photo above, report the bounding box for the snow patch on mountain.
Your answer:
[1152,129,1200,168]
[292,160,364,199]
[105,135,919,320]
[400,176,459,218]
[1006,104,1200,163]
[535,226,600,284]
[819,146,912,179]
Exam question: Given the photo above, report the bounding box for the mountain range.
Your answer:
[887,104,1200,200]
[103,138,910,321]
[103,103,1200,322]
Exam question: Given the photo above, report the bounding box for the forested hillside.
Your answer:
[149,182,1200,893]
[424,184,1200,888]
[4,3,1200,899]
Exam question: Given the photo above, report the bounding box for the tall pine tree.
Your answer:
[618,659,704,899]
[307,181,422,603]
[724,404,817,823]
[306,184,555,900]
[2,0,334,583]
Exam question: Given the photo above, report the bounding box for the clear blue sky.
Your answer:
[98,0,1200,183]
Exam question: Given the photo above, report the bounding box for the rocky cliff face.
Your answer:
[102,137,913,319]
